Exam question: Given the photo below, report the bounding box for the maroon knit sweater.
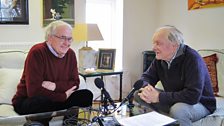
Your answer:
[12,42,80,105]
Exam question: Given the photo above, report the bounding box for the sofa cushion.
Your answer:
[202,53,219,96]
[0,68,23,104]
[0,104,18,116]
[198,49,224,97]
[0,50,27,69]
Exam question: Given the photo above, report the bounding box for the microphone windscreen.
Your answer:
[133,80,143,90]
[94,78,104,89]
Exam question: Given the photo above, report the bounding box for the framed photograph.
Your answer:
[97,48,116,70]
[0,0,29,25]
[42,0,75,27]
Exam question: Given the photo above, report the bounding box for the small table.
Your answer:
[79,71,123,101]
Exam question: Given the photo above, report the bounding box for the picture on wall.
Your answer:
[188,0,224,10]
[0,0,29,24]
[42,0,74,27]
[97,48,116,71]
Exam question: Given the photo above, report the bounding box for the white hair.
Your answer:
[44,20,73,40]
[156,25,185,45]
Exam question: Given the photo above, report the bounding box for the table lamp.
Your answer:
[73,23,104,72]
[73,23,103,49]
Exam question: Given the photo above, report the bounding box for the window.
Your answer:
[86,0,123,70]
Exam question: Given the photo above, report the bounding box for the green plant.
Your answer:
[51,0,71,16]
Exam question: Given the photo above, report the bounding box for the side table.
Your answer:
[79,71,123,101]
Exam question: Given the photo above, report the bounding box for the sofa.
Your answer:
[0,50,88,126]
[191,49,224,126]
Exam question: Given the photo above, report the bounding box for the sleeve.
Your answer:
[159,55,205,105]
[25,49,67,102]
[141,59,160,87]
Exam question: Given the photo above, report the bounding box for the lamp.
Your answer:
[73,23,104,50]
[73,23,104,72]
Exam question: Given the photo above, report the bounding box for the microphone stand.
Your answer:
[101,93,110,115]
[127,96,135,117]
[127,96,134,109]
[103,95,109,115]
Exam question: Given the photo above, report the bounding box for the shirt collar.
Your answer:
[165,44,185,68]
[46,42,64,58]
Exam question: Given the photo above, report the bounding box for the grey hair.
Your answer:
[156,25,184,44]
[44,20,73,40]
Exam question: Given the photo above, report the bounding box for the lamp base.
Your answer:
[78,47,97,71]
[79,46,93,51]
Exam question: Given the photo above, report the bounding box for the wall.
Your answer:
[123,0,158,84]
[0,0,43,43]
[157,0,224,50]
[0,0,85,50]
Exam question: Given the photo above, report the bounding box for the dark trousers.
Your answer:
[13,89,93,125]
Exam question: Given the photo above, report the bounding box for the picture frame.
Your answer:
[97,48,116,70]
[0,0,29,25]
[188,0,224,10]
[42,0,75,27]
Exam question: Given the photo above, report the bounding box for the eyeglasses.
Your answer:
[53,35,73,42]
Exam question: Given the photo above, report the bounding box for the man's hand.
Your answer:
[42,81,56,91]
[65,86,77,99]
[138,84,159,103]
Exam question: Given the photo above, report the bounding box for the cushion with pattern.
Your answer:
[203,53,219,96]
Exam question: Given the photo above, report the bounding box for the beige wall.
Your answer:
[157,0,224,50]
[0,0,85,46]
[0,0,43,43]
[123,0,157,84]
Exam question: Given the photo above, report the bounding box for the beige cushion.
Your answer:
[78,75,87,89]
[0,68,23,104]
[0,105,25,126]
[0,104,18,116]
[0,50,27,69]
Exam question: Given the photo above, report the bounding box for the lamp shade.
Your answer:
[73,23,104,42]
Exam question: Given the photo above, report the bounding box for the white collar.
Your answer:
[46,42,64,58]
[165,45,180,69]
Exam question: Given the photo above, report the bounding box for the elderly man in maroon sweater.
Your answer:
[12,20,93,125]
[135,26,216,126]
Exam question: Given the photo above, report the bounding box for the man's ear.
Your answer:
[47,35,53,43]
[173,42,179,48]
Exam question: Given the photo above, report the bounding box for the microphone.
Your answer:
[119,80,143,107]
[94,78,116,108]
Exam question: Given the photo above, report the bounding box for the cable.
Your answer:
[63,106,97,126]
